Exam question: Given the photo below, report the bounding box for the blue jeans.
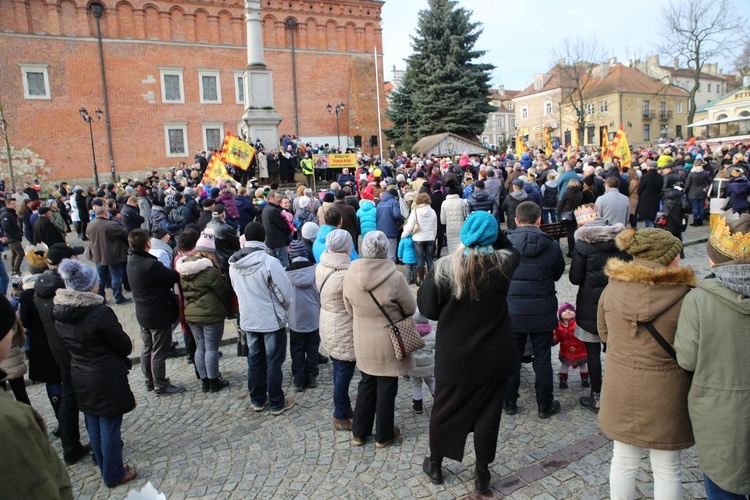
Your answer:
[0,260,8,296]
[542,208,558,224]
[190,322,224,379]
[331,358,356,419]
[289,328,320,388]
[96,262,125,302]
[85,413,126,486]
[691,199,706,222]
[506,331,554,408]
[704,474,749,499]
[270,246,289,268]
[414,240,435,273]
[644,218,655,228]
[246,327,286,411]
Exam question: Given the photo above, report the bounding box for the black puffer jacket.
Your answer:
[33,269,69,366]
[661,187,691,233]
[467,189,498,216]
[569,221,628,335]
[506,226,566,332]
[53,289,135,416]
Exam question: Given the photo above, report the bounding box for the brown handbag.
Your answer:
[368,291,424,361]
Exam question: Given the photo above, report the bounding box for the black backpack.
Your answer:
[541,185,558,208]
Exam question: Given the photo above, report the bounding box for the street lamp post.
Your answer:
[327,102,345,149]
[80,107,103,187]
[90,1,117,182]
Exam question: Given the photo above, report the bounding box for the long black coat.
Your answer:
[126,250,179,329]
[636,169,663,219]
[569,222,628,335]
[506,226,566,332]
[19,286,61,383]
[683,169,710,201]
[417,232,521,386]
[53,289,135,416]
[33,216,65,246]
[261,202,293,249]
[33,269,70,366]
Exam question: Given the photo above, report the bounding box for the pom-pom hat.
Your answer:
[615,228,682,266]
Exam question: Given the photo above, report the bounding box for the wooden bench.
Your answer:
[540,222,567,242]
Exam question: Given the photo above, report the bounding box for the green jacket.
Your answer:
[0,385,72,499]
[176,256,230,325]
[675,274,750,495]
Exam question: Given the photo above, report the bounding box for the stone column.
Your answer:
[245,0,265,67]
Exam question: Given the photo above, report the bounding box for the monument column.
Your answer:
[242,0,282,150]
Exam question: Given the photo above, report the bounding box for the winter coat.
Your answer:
[417,233,521,385]
[553,319,587,366]
[149,237,174,269]
[430,190,446,228]
[467,188,498,218]
[205,217,241,271]
[397,234,417,265]
[661,187,691,233]
[34,269,70,367]
[628,177,639,214]
[126,249,179,329]
[541,180,559,209]
[440,194,466,252]
[33,216,65,247]
[375,191,404,238]
[357,200,378,237]
[556,169,579,200]
[0,207,22,243]
[675,268,750,495]
[636,169,664,220]
[725,175,750,213]
[86,216,129,265]
[520,153,532,169]
[19,284,61,383]
[409,329,435,379]
[120,203,145,233]
[343,258,416,377]
[285,260,320,332]
[569,221,627,335]
[595,189,630,227]
[316,201,335,225]
[556,183,583,217]
[215,191,240,220]
[683,168,710,201]
[261,201,293,249]
[506,226,566,332]
[234,195,256,233]
[523,182,543,207]
[150,207,182,233]
[334,200,359,243]
[0,346,27,380]
[402,203,437,243]
[597,258,696,450]
[312,225,359,263]
[293,207,318,235]
[176,256,229,325]
[229,241,294,333]
[502,188,530,230]
[316,251,354,362]
[53,289,136,417]
[137,196,152,231]
[484,177,504,207]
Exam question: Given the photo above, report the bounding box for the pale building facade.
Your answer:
[480,86,519,150]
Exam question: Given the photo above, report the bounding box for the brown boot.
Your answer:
[333,417,352,431]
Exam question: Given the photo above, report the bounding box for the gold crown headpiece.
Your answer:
[574,205,598,224]
[709,216,750,260]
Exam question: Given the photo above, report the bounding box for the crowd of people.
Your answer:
[0,137,748,498]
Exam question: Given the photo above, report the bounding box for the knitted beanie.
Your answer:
[361,231,389,259]
[301,222,319,241]
[326,229,352,254]
[244,222,266,243]
[58,259,99,292]
[460,211,498,248]
[557,302,575,321]
[299,196,311,209]
[615,228,682,266]
[195,228,216,253]
[288,240,308,262]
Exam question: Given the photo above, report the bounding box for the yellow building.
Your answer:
[689,82,750,143]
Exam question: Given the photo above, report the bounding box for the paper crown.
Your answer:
[574,205,598,224]
[709,216,750,260]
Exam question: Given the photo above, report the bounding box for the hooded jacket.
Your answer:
[229,241,293,332]
[410,328,435,379]
[725,175,750,213]
[149,237,174,269]
[312,225,359,263]
[541,180,559,208]
[176,256,229,325]
[215,191,240,220]
[506,226,566,332]
[234,195,256,233]
[501,189,529,230]
[356,199,377,237]
[205,216,241,270]
[343,258,416,376]
[53,289,135,417]
[316,251,354,361]
[375,191,404,238]
[0,207,21,242]
[285,260,320,332]
[569,221,627,335]
[397,234,417,265]
[440,194,466,252]
[402,203,437,243]
[467,189,498,217]
[598,258,695,450]
[675,263,750,494]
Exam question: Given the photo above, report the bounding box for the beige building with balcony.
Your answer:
[511,67,567,148]
[480,86,519,149]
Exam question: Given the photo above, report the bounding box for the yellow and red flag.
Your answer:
[516,133,529,156]
[201,152,230,185]
[544,127,553,157]
[608,125,632,168]
[222,132,255,170]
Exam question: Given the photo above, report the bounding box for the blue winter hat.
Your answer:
[460,211,498,248]
[58,258,99,292]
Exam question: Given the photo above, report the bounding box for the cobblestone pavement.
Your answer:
[10,223,712,499]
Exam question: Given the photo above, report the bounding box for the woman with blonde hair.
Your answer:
[402,192,438,285]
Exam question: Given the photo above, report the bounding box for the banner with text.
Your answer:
[313,153,358,169]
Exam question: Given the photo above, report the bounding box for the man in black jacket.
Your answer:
[34,206,66,246]
[126,229,184,396]
[504,201,565,419]
[1,195,23,276]
[261,190,293,267]
[120,195,145,233]
[206,205,240,274]
[33,243,92,465]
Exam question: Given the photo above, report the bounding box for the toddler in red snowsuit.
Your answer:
[553,303,589,389]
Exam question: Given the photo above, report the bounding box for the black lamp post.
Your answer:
[90,1,117,182]
[327,102,345,149]
[80,107,103,186]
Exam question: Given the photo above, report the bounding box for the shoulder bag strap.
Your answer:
[640,321,677,360]
[368,291,396,327]
[317,269,338,295]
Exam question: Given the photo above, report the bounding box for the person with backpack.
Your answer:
[540,171,559,224]
[660,178,692,257]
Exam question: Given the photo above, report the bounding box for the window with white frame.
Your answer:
[198,69,221,104]
[544,101,553,116]
[164,123,188,157]
[510,117,516,128]
[159,68,184,104]
[599,100,608,113]
[707,83,712,92]
[521,105,528,119]
[202,122,224,151]
[507,102,514,110]
[676,101,683,114]
[586,103,595,115]
[234,71,245,105]
[20,64,50,100]
[534,79,542,90]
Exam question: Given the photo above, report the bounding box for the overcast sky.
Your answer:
[380,0,750,91]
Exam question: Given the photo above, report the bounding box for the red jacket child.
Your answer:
[553,303,588,367]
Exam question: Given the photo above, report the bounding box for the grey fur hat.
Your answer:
[361,230,389,259]
[58,258,99,292]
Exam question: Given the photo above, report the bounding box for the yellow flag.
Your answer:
[223,132,255,170]
[609,125,632,168]
[601,126,612,162]
[516,133,528,156]
[544,127,553,157]
[201,152,228,185]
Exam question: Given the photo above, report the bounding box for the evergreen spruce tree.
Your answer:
[408,0,495,140]
[384,71,417,152]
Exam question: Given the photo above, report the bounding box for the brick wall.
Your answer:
[0,0,387,183]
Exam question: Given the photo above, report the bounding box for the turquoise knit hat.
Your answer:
[460,211,498,248]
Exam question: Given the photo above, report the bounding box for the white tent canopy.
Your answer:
[688,115,750,127]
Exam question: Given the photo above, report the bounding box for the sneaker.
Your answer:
[114,297,133,305]
[503,400,518,415]
[412,399,424,414]
[270,396,294,416]
[252,401,269,413]
[580,392,600,413]
[154,384,186,396]
[538,400,561,419]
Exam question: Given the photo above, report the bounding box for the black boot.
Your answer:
[475,466,491,494]
[49,394,62,438]
[558,372,568,389]
[209,377,230,393]
[422,456,443,484]
[201,378,210,393]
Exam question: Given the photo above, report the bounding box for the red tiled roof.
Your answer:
[583,64,688,97]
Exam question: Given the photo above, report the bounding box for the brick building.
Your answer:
[0,0,386,183]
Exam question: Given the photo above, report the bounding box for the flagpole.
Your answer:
[374,45,384,161]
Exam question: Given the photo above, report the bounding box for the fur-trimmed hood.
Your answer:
[605,258,697,287]
[175,256,214,276]
[53,288,105,324]
[575,222,625,244]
